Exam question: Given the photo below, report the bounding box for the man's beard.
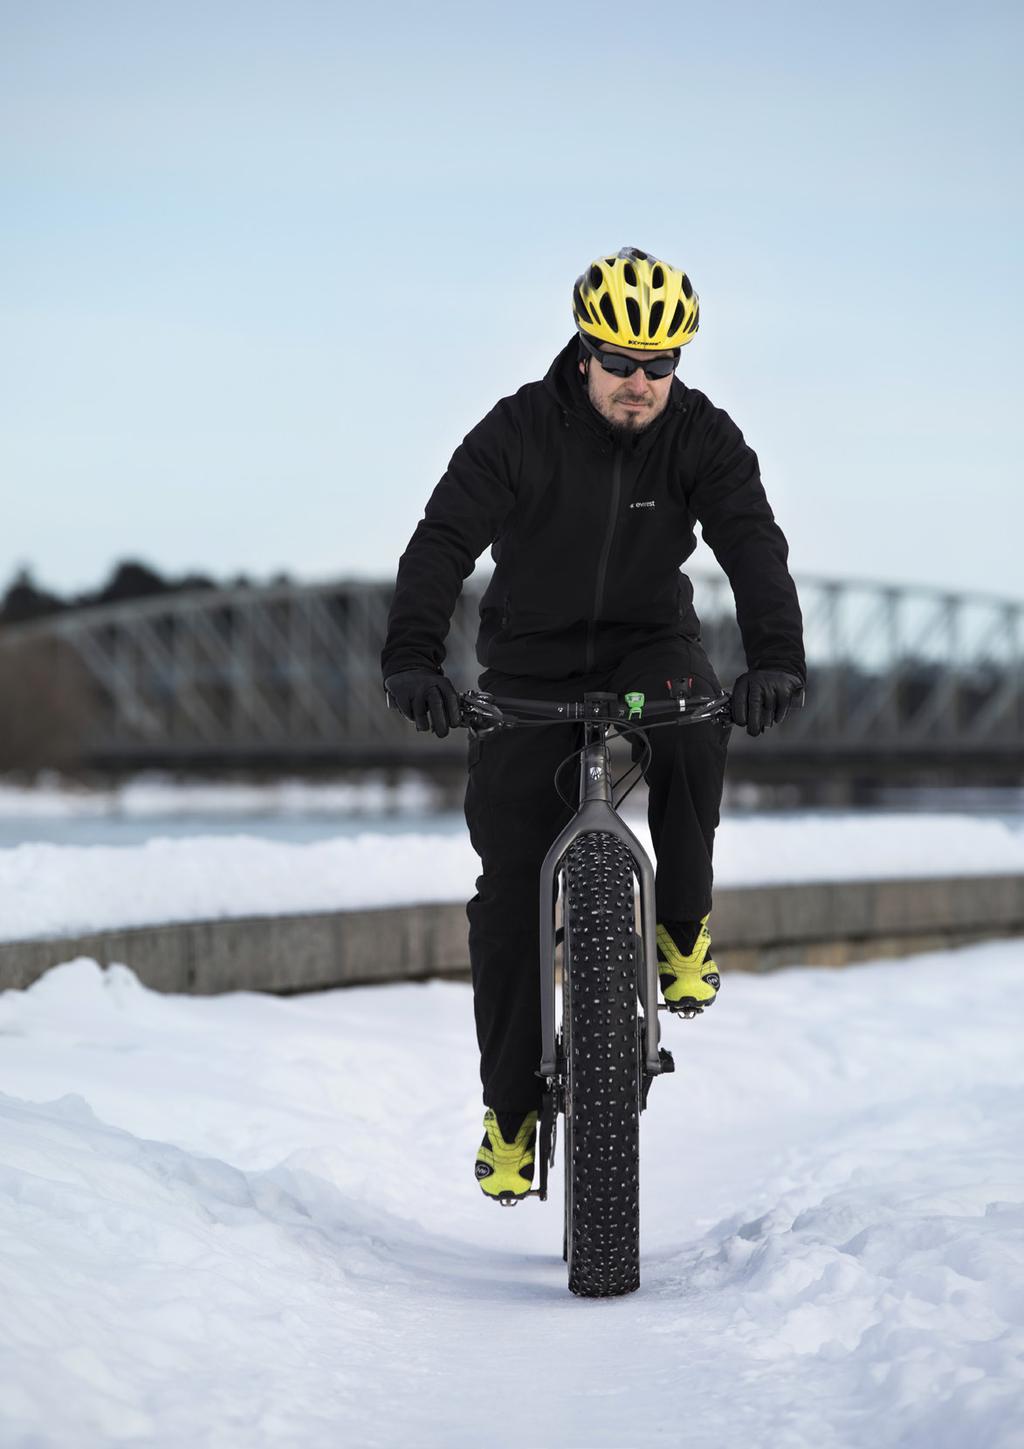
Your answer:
[598,400,657,447]
[605,411,653,447]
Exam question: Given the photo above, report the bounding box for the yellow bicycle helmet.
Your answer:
[572,246,699,350]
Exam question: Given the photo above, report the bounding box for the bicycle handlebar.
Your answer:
[460,689,734,732]
[384,684,804,733]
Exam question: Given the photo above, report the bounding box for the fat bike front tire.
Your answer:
[562,830,641,1297]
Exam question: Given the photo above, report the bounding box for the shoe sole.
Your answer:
[479,1186,532,1205]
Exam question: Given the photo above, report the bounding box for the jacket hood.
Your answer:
[541,334,687,455]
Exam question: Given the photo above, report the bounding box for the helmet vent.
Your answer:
[599,293,619,332]
[681,273,694,300]
[573,283,587,319]
[633,249,649,260]
[648,300,664,335]
[625,297,641,334]
[652,265,664,289]
[669,299,685,336]
[623,262,637,286]
[589,265,603,289]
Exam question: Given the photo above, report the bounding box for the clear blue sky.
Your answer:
[1,0,1021,598]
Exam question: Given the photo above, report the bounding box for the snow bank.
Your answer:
[0,944,1022,1447]
[2,813,1024,942]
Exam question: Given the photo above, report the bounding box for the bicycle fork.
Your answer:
[533,719,670,1200]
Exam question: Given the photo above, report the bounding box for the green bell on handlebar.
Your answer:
[624,691,645,721]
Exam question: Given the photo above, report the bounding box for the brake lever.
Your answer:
[460,689,506,734]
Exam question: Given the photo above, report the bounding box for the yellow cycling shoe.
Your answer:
[657,916,721,1016]
[474,1109,538,1204]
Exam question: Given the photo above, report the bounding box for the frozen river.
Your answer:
[0,775,447,849]
[1,775,1024,850]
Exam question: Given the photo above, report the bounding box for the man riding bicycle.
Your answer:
[382,247,805,1202]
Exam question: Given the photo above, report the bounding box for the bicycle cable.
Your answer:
[547,716,699,814]
[463,702,729,815]
[607,720,654,811]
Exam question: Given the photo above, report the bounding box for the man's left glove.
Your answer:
[731,669,804,737]
[384,669,462,739]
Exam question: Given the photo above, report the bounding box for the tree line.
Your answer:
[0,560,295,628]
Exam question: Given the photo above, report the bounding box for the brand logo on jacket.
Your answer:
[630,500,656,510]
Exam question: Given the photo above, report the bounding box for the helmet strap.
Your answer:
[576,333,592,383]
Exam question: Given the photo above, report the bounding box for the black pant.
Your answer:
[464,635,730,1113]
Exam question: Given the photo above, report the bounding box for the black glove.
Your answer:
[384,670,462,739]
[731,669,804,737]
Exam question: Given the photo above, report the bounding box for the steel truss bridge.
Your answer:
[10,574,1024,787]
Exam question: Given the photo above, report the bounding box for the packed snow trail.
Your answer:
[1,946,1022,1448]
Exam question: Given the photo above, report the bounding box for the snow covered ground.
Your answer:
[3,813,1024,942]
[1,945,1023,1448]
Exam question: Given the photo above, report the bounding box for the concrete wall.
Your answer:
[1,875,1022,997]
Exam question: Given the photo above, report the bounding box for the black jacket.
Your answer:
[382,336,805,683]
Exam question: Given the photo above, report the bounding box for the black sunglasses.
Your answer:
[579,332,680,379]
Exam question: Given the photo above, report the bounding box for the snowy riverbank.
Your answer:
[1,945,1022,1447]
[2,813,1024,942]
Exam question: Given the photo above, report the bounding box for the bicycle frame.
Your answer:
[457,683,736,1125]
[537,694,663,1082]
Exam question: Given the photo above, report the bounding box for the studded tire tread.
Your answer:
[563,830,640,1297]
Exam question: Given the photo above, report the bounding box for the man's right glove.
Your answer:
[731,669,804,737]
[384,669,462,739]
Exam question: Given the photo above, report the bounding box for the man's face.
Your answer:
[578,340,677,433]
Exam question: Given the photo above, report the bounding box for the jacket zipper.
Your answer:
[585,451,623,672]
